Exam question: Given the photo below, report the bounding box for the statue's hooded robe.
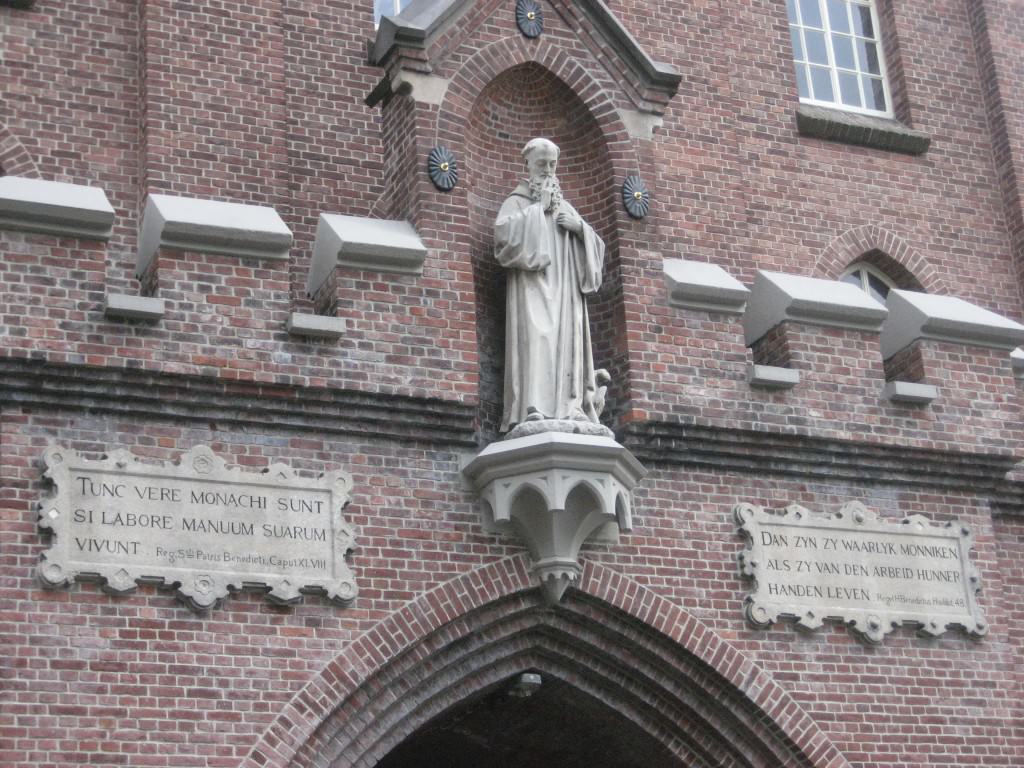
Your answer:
[494,181,606,431]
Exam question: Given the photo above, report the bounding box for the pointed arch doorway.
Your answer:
[245,558,853,768]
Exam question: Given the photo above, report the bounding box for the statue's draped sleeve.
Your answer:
[568,202,604,294]
[494,196,551,271]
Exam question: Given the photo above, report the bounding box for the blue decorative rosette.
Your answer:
[622,175,650,219]
[427,146,459,192]
[516,0,543,38]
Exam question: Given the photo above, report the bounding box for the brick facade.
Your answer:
[2,0,1023,766]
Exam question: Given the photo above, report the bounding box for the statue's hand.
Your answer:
[557,209,583,235]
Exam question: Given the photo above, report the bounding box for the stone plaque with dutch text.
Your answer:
[36,445,357,610]
[735,501,986,643]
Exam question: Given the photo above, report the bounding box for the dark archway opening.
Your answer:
[374,673,682,768]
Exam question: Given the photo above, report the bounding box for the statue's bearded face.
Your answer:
[526,148,558,182]
[525,148,562,211]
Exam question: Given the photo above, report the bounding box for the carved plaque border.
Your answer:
[36,445,358,611]
[735,501,987,643]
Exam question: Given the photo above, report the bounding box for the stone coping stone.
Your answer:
[307,214,427,294]
[103,294,165,321]
[882,380,938,404]
[747,364,800,389]
[136,194,292,279]
[880,289,1024,358]
[287,312,347,340]
[744,270,888,345]
[664,258,750,313]
[796,104,931,155]
[0,176,115,240]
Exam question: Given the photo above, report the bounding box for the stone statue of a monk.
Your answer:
[494,138,610,435]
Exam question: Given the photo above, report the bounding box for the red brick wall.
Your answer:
[2,0,1023,766]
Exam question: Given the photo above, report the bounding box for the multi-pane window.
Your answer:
[841,262,895,303]
[787,0,892,116]
[374,0,412,25]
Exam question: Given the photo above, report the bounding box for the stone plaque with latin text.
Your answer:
[36,445,357,610]
[735,501,986,643]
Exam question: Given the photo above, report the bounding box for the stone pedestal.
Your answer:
[463,432,646,603]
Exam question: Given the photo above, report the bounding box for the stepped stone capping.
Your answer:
[287,312,347,340]
[0,176,115,240]
[664,258,750,313]
[880,289,1024,359]
[743,270,889,345]
[747,364,800,389]
[796,104,931,155]
[883,380,938,404]
[136,194,293,279]
[369,0,472,66]
[103,294,165,321]
[307,214,428,295]
[463,432,646,604]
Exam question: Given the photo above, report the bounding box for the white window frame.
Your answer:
[841,261,896,303]
[787,0,895,118]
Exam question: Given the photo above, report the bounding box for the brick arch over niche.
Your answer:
[463,60,621,437]
[0,123,40,178]
[240,556,852,768]
[814,224,939,294]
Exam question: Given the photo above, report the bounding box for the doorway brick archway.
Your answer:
[241,556,852,768]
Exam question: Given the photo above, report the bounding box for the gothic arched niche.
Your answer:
[466,62,621,440]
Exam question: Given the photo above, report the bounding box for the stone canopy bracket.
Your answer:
[463,432,646,604]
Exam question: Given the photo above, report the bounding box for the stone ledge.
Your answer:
[744,270,888,345]
[0,176,115,240]
[664,259,749,314]
[880,290,1024,358]
[796,104,931,155]
[287,313,347,340]
[882,380,938,404]
[747,364,800,389]
[620,421,1018,490]
[0,358,477,446]
[307,214,427,295]
[103,294,165,321]
[137,194,293,279]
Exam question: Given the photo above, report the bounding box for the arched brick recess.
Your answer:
[240,556,851,768]
[463,61,619,437]
[430,37,641,437]
[0,123,40,178]
[814,224,941,293]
